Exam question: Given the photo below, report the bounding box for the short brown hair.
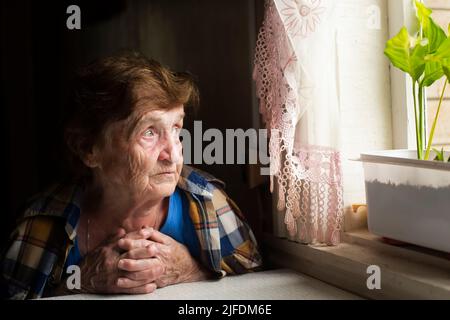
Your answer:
[64,51,198,179]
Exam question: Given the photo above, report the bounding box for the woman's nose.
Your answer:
[157,132,181,163]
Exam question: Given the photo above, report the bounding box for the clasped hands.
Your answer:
[78,227,209,295]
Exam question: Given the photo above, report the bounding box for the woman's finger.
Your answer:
[120,264,165,282]
[147,229,171,245]
[120,282,157,295]
[115,277,152,289]
[117,238,154,251]
[119,245,157,260]
[118,257,160,272]
[123,227,153,240]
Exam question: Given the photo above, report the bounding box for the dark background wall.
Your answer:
[0,0,272,250]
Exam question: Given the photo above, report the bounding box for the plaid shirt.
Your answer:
[1,165,262,299]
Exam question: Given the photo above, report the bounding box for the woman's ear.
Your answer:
[81,146,101,169]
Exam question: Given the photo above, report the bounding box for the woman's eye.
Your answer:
[143,128,155,137]
[173,126,182,135]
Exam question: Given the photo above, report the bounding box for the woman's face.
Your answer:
[91,90,185,201]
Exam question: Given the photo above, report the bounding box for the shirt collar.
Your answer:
[177,165,226,199]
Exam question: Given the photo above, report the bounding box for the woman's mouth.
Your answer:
[155,171,176,176]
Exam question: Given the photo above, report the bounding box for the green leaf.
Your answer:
[421,38,450,87]
[433,147,445,161]
[425,18,447,53]
[443,64,450,81]
[422,60,444,86]
[413,1,448,87]
[384,27,426,81]
[415,0,447,53]
[415,0,432,29]
[433,37,450,60]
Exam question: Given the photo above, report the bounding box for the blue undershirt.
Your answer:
[64,187,200,270]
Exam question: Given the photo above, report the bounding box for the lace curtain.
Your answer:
[253,0,343,245]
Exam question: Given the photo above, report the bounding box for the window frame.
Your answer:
[387,0,420,150]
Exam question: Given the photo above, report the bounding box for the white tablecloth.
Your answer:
[41,268,361,300]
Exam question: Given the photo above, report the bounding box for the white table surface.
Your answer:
[42,268,362,300]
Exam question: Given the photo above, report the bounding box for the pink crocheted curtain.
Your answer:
[253,0,343,245]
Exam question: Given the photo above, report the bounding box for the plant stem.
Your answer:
[418,84,425,159]
[412,81,422,159]
[424,79,448,160]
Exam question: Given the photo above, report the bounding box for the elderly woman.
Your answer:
[1,52,262,299]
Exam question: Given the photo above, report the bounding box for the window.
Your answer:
[388,0,450,151]
[425,0,450,150]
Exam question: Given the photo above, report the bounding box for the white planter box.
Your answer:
[360,149,450,253]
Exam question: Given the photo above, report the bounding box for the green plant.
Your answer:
[384,0,450,161]
[432,147,445,161]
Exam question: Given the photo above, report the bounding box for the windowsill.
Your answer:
[40,269,361,300]
[262,228,450,299]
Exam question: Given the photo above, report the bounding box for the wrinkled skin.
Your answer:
[72,227,208,295]
[117,227,208,289]
[54,89,212,296]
